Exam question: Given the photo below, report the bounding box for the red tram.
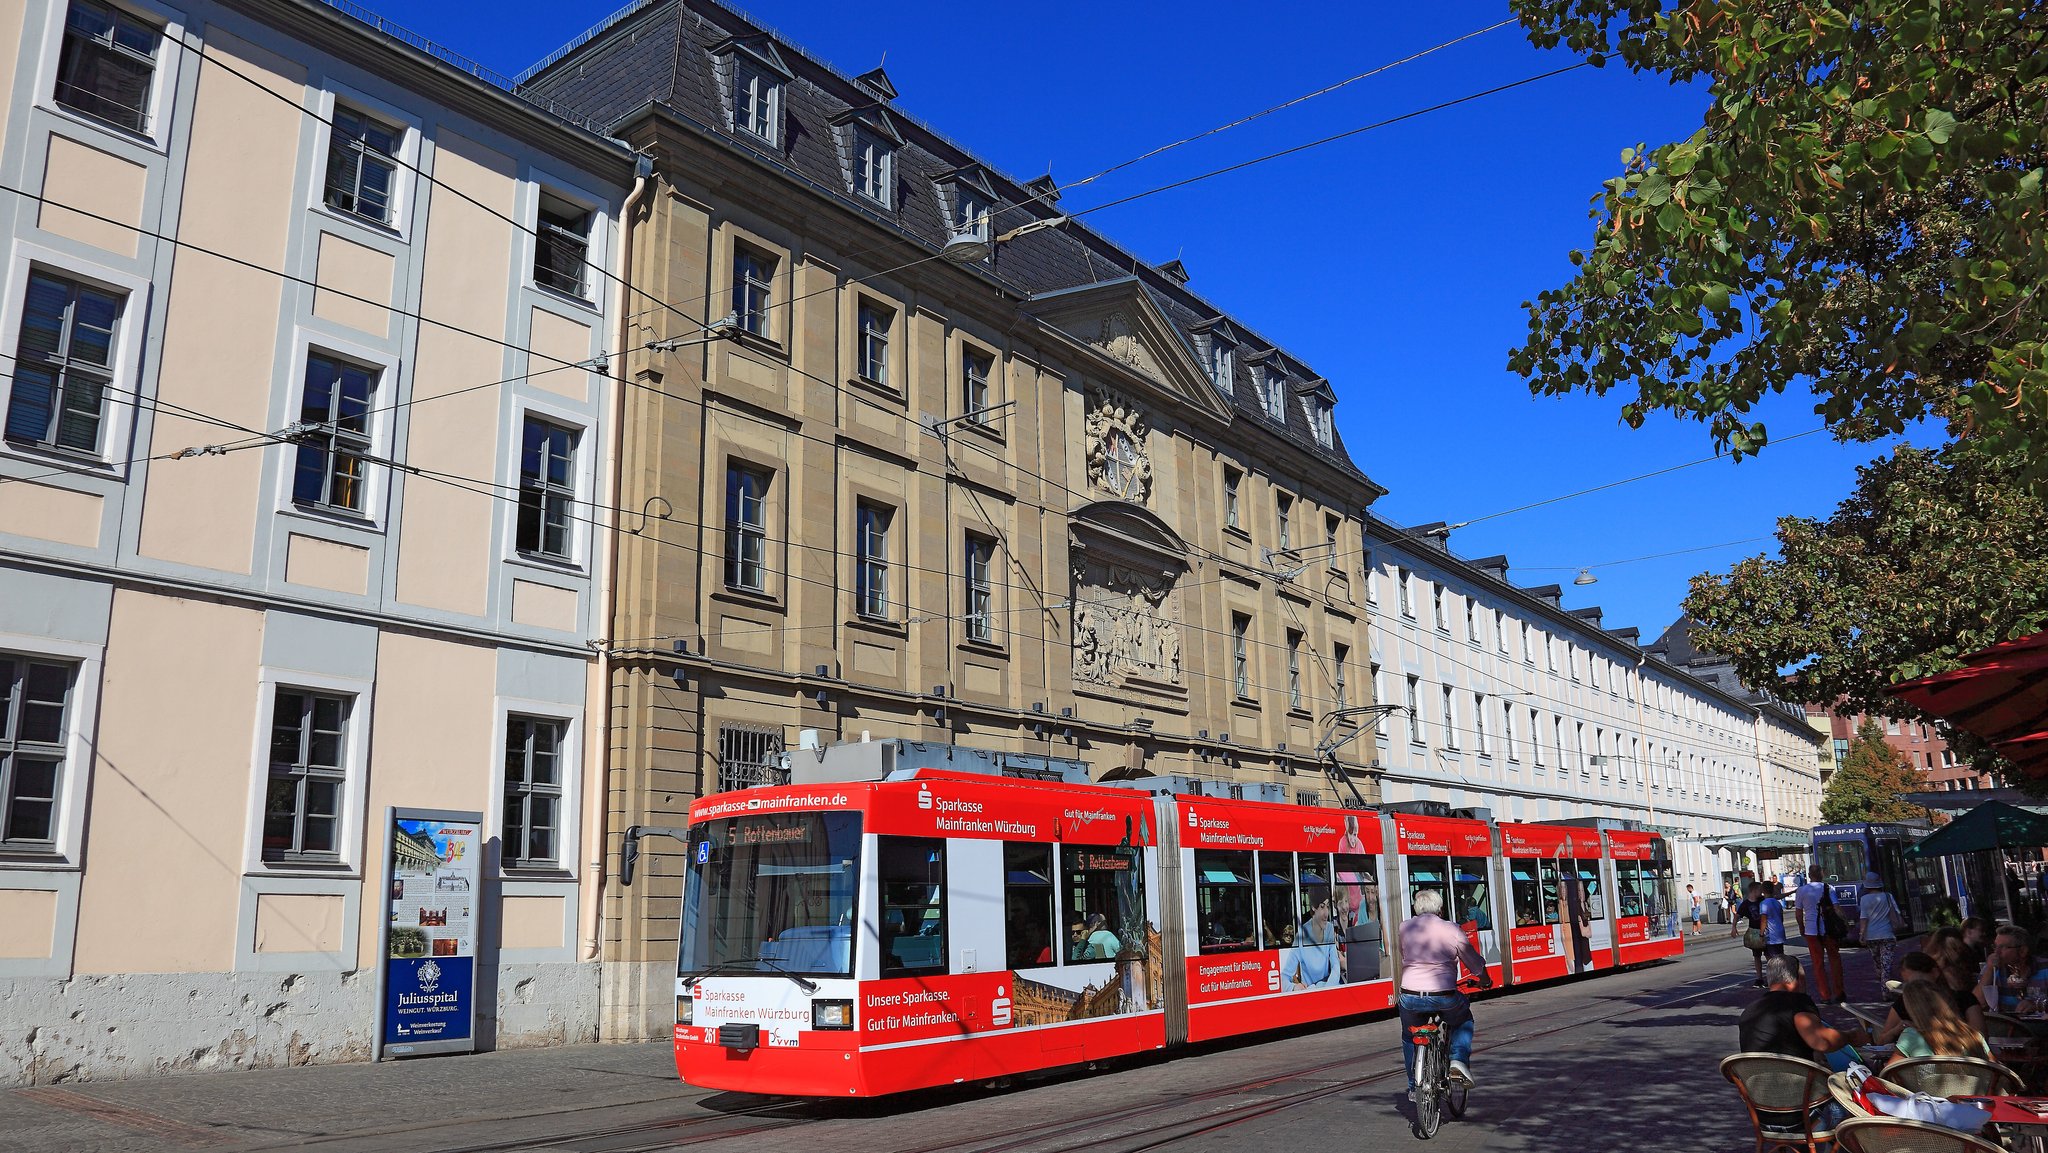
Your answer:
[657,743,1682,1098]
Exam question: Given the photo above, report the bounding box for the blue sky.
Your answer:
[378,0,1915,644]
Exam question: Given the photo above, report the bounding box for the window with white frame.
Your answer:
[5,269,123,457]
[1406,676,1423,743]
[1441,685,1458,749]
[1465,599,1479,642]
[1363,548,1377,603]
[1502,701,1518,761]
[724,463,770,591]
[1532,708,1545,768]
[855,500,892,619]
[1473,692,1489,756]
[324,104,403,225]
[1286,630,1303,711]
[533,191,592,298]
[1276,494,1292,551]
[1207,332,1234,391]
[732,245,774,337]
[1231,614,1251,698]
[1258,363,1286,422]
[1333,642,1349,708]
[0,654,72,851]
[962,346,993,422]
[1497,610,1509,653]
[1432,584,1448,631]
[516,416,577,560]
[263,689,350,862]
[965,534,995,643]
[1223,466,1241,529]
[856,300,891,385]
[55,0,162,134]
[1397,568,1414,617]
[291,351,377,515]
[949,183,990,245]
[1553,715,1566,768]
[733,57,781,144]
[1310,396,1334,448]
[502,714,564,868]
[852,126,892,205]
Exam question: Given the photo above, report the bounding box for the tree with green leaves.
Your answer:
[1822,718,1925,824]
[1683,437,2048,738]
[1506,0,2048,468]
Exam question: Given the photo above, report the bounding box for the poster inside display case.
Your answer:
[375,807,482,1058]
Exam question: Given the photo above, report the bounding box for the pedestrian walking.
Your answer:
[1687,884,1703,937]
[1731,882,1782,987]
[1857,871,1904,989]
[1795,875,1848,1003]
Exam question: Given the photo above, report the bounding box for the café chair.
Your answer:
[1724,1053,1838,1153]
[1827,1072,1910,1120]
[1884,1056,2025,1099]
[1832,1117,2004,1153]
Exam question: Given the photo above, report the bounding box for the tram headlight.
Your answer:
[677,995,693,1026]
[811,999,854,1030]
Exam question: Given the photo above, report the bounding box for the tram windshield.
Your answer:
[680,812,861,978]
[1452,857,1492,931]
[1814,839,1868,885]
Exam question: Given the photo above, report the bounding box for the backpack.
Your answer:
[1821,890,1849,940]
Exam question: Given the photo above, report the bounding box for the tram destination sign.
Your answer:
[374,806,482,1060]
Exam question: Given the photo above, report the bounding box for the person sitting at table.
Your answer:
[1740,955,1870,1066]
[1978,925,2048,1014]
[1877,951,1988,1043]
[1889,980,1992,1065]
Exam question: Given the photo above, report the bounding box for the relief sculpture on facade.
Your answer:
[1071,558,1183,689]
[1085,385,1152,504]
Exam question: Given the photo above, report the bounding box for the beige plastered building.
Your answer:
[0,0,632,1082]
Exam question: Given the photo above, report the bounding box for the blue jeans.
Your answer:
[1398,990,1474,1084]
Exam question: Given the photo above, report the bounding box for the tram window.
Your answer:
[1258,852,1297,947]
[1334,852,1378,932]
[680,812,861,978]
[1407,859,1450,918]
[1645,856,1677,924]
[1510,862,1543,926]
[1815,840,1868,885]
[878,836,947,977]
[1538,860,1562,925]
[1298,853,1334,928]
[1195,849,1257,954]
[1615,860,1644,917]
[1569,859,1605,922]
[1063,844,1144,962]
[1452,857,1492,931]
[1004,842,1055,969]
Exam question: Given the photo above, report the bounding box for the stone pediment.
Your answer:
[1026,278,1234,425]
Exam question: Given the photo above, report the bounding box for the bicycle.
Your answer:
[1408,975,1486,1140]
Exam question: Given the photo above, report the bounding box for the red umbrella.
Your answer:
[1888,630,2048,777]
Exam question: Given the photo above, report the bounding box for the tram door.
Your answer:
[1568,851,1613,971]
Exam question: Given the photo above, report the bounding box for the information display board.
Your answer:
[374,807,482,1059]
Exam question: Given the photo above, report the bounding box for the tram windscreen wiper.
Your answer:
[682,957,819,994]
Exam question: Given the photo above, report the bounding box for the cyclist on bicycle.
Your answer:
[1398,888,1493,1096]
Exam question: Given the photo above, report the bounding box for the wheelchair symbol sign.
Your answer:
[695,841,710,864]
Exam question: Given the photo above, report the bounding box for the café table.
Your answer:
[1953,1096,2048,1152]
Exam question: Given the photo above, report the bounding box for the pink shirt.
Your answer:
[1399,914,1485,993]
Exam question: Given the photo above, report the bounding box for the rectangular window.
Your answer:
[0,656,71,850]
[1553,716,1566,769]
[733,246,774,337]
[1325,513,1341,554]
[1207,334,1234,390]
[324,105,402,225]
[1222,467,1241,529]
[964,534,995,643]
[1502,701,1518,762]
[56,0,161,133]
[1232,613,1251,698]
[263,689,350,862]
[855,501,891,619]
[1286,629,1303,711]
[1497,610,1510,653]
[963,347,992,422]
[1276,495,1292,551]
[734,60,779,143]
[502,715,564,868]
[516,416,577,559]
[878,836,946,977]
[6,270,122,456]
[533,192,592,297]
[852,128,892,205]
[1397,568,1414,617]
[1194,848,1255,954]
[1532,709,1545,768]
[1063,843,1142,962]
[1259,365,1286,422]
[1405,676,1423,743]
[1363,549,1377,603]
[950,186,990,243]
[1547,636,1558,672]
[1432,584,1448,631]
[1465,600,1479,642]
[291,352,376,514]
[1522,623,1533,663]
[715,724,786,792]
[1004,842,1055,969]
[1332,643,1349,709]
[1576,722,1588,775]
[1256,851,1296,948]
[856,300,891,385]
[1473,692,1489,756]
[1441,685,1458,749]
[724,464,769,591]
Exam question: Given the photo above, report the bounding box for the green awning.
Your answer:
[1908,801,2048,857]
[1702,830,1812,854]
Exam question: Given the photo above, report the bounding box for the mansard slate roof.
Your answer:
[519,0,1372,488]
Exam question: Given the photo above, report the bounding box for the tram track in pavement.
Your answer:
[415,962,1748,1153]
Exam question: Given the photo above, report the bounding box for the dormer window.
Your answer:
[833,105,902,209]
[1208,333,1234,392]
[714,37,792,148]
[1299,379,1337,448]
[1255,360,1287,423]
[939,167,997,251]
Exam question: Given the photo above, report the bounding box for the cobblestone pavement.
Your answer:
[0,932,1893,1153]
